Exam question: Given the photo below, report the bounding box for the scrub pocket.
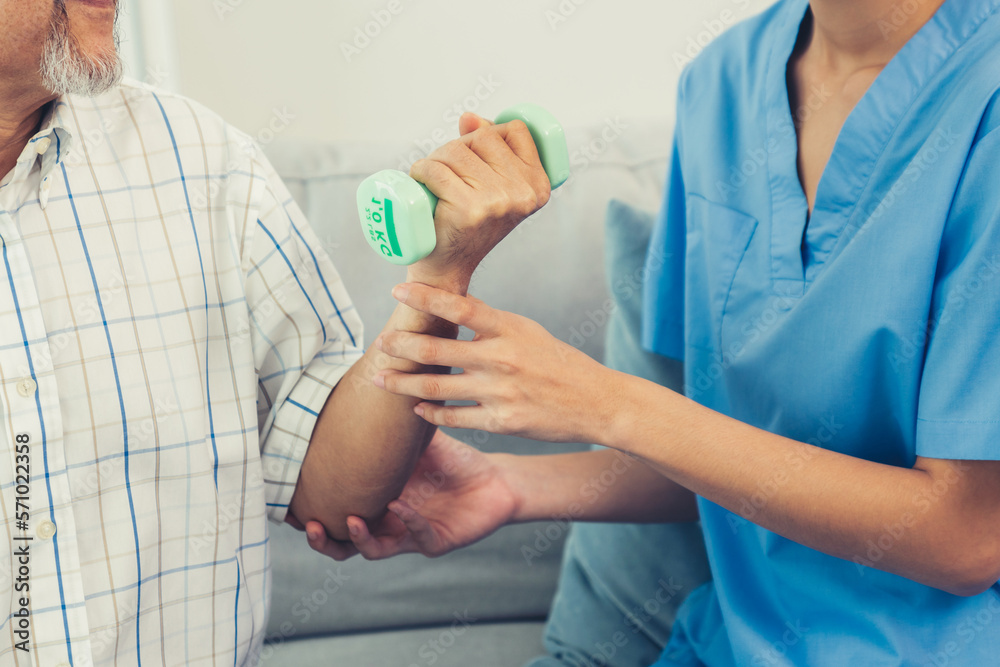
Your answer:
[684,194,759,353]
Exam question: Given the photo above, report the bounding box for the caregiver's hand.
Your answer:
[302,429,520,560]
[372,283,623,444]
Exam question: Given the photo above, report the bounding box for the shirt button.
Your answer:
[16,377,37,397]
[35,137,51,155]
[37,520,57,540]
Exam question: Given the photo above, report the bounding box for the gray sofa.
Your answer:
[260,117,674,666]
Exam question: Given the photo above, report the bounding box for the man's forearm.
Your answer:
[497,448,699,525]
[286,112,553,543]
[288,273,467,541]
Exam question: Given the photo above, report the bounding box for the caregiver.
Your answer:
[313,0,1000,664]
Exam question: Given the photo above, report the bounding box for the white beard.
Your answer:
[40,1,123,97]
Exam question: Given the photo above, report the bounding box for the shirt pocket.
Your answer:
[684,194,759,352]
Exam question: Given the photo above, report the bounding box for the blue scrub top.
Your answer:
[642,0,1000,664]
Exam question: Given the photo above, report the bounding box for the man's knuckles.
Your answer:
[433,140,480,170]
[512,182,543,218]
[466,124,510,155]
[501,119,533,149]
[409,158,448,187]
[532,175,552,208]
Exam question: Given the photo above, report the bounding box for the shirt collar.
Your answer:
[13,96,75,210]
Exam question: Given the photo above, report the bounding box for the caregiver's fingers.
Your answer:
[413,403,509,433]
[305,521,360,561]
[388,501,447,557]
[346,516,415,561]
[392,283,504,334]
[376,331,477,369]
[373,370,475,403]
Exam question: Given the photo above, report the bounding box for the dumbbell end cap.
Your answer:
[494,103,571,191]
[357,170,438,266]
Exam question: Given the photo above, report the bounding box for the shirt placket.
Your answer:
[1,133,94,666]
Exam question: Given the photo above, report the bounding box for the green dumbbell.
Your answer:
[357,103,571,265]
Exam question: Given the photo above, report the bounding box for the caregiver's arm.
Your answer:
[288,116,552,541]
[501,448,700,525]
[617,387,1000,598]
[303,430,698,561]
[374,284,1000,596]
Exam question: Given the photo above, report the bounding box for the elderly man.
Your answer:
[0,1,550,664]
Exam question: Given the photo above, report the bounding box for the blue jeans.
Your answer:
[524,521,711,667]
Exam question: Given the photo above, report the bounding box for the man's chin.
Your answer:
[41,52,123,97]
[42,1,123,97]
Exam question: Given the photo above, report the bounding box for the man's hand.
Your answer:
[371,282,619,444]
[405,113,552,291]
[299,430,520,561]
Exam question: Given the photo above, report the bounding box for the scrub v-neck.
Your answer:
[763,0,985,297]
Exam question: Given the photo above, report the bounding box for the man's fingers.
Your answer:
[373,370,471,402]
[458,113,539,173]
[410,157,470,206]
[377,331,475,369]
[389,501,444,557]
[464,126,527,177]
[440,119,548,208]
[459,112,494,136]
[422,141,497,190]
[462,122,550,212]
[491,119,544,173]
[392,283,502,334]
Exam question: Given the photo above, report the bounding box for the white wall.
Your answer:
[168,0,774,147]
[117,0,182,92]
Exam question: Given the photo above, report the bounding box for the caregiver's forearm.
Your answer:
[602,372,1000,597]
[495,448,699,525]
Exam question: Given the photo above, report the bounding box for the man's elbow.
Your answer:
[289,473,400,542]
[337,494,396,537]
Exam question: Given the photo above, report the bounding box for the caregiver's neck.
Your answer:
[806,0,947,70]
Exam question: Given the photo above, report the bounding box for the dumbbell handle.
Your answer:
[357,104,570,266]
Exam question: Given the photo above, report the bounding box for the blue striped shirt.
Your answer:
[0,79,364,666]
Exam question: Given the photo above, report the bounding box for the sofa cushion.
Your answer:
[262,120,673,640]
[525,201,712,667]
